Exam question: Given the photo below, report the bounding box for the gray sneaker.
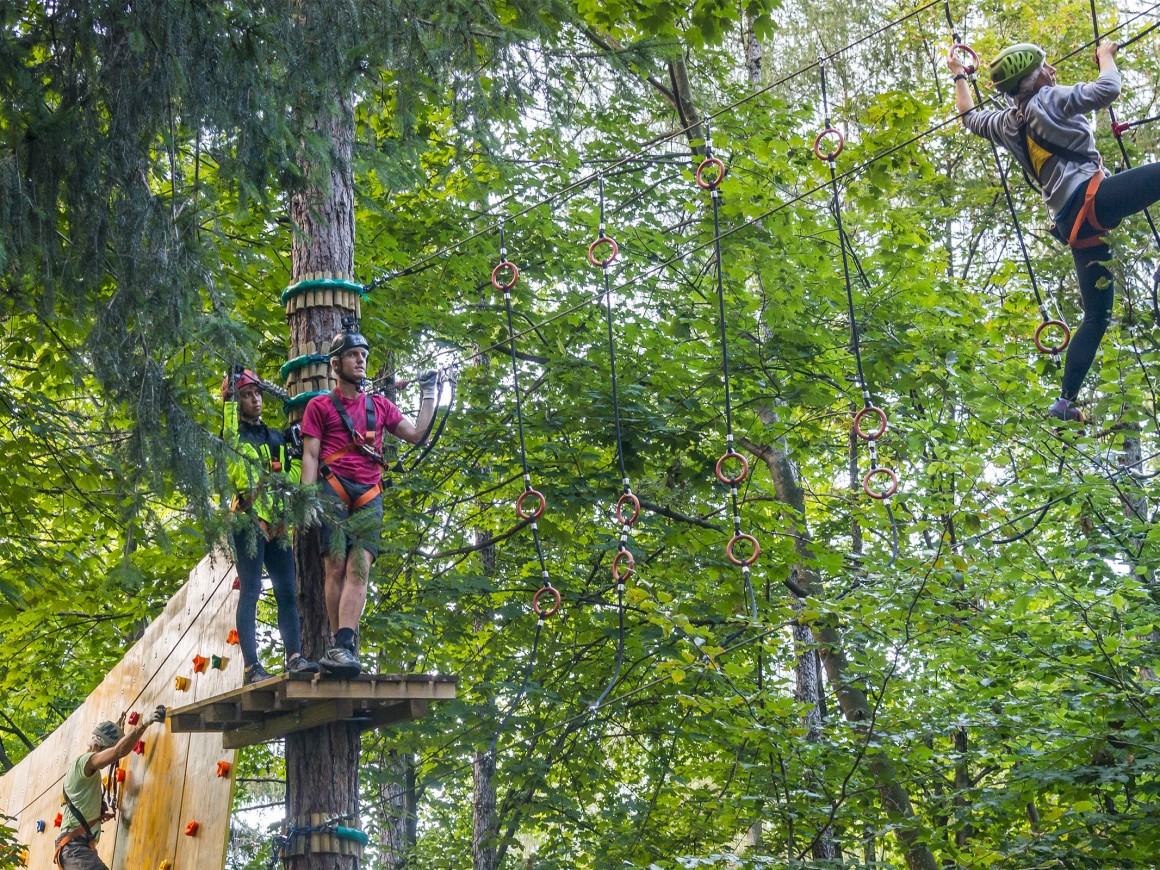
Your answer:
[286,655,320,677]
[243,663,273,685]
[319,647,362,678]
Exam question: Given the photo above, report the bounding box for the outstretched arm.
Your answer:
[947,46,975,122]
[85,707,166,774]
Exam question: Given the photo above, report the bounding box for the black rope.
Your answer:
[591,173,635,711]
[701,120,760,623]
[488,224,559,758]
[817,62,901,519]
[1088,0,1160,252]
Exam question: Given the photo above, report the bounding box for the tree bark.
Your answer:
[284,18,366,866]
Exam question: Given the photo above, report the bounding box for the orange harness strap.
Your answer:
[322,469,382,512]
[1067,172,1109,250]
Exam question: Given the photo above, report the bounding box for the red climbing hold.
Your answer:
[54,813,62,828]
[133,740,145,755]
[127,711,140,726]
[216,761,231,778]
[232,576,240,590]
[185,821,199,837]
[115,768,126,784]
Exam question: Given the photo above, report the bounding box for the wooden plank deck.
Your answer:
[167,673,456,748]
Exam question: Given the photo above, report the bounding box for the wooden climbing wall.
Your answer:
[0,551,242,870]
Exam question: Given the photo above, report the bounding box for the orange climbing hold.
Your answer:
[184,821,199,837]
[115,767,126,783]
[216,761,231,777]
[159,861,173,870]
[192,655,209,673]
[226,629,239,645]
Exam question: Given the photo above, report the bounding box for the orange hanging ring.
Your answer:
[612,550,635,582]
[862,467,899,500]
[853,406,888,441]
[695,157,726,190]
[715,451,749,485]
[491,261,520,291]
[616,492,640,526]
[951,43,979,76]
[587,236,619,267]
[813,127,845,161]
[1034,319,1071,355]
[726,533,760,567]
[516,489,546,521]
[532,584,561,618]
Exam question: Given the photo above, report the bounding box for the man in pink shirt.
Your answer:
[300,318,437,676]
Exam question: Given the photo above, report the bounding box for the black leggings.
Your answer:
[1059,162,1160,399]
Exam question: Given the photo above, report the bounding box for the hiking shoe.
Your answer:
[286,655,320,677]
[243,663,273,685]
[319,647,362,678]
[1047,397,1085,423]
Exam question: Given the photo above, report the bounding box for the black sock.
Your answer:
[335,628,356,652]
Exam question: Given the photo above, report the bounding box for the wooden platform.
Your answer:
[167,673,457,749]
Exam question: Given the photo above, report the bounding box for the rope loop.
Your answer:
[588,236,619,267]
[695,157,726,190]
[616,492,640,526]
[726,533,761,567]
[612,549,635,583]
[1033,319,1072,355]
[813,127,845,162]
[516,489,546,521]
[715,451,750,486]
[491,261,520,291]
[951,43,979,75]
[532,584,562,618]
[853,405,889,441]
[862,467,899,500]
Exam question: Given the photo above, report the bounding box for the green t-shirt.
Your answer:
[61,752,103,838]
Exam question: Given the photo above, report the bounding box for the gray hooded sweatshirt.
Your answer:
[964,69,1121,216]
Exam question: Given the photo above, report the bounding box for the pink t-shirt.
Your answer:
[302,392,403,486]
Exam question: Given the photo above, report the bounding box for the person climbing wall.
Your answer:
[221,367,319,684]
[949,39,1160,422]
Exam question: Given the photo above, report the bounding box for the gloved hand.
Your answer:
[283,423,303,460]
[418,370,438,401]
[148,705,167,725]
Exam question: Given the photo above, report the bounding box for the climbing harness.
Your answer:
[488,224,561,758]
[319,391,386,511]
[946,8,1072,356]
[815,62,901,516]
[588,174,636,711]
[698,121,760,622]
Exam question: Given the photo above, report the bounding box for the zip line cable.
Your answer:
[699,121,761,622]
[487,224,561,759]
[361,0,946,291]
[589,174,638,712]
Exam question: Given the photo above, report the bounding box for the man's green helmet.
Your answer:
[990,43,1047,94]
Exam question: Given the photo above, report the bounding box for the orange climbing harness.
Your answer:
[1056,172,1109,250]
[321,391,385,511]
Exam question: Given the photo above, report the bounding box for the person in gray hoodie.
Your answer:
[947,40,1155,422]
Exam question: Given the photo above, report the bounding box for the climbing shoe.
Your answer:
[1047,397,1085,423]
[243,663,273,685]
[286,655,320,677]
[319,647,362,678]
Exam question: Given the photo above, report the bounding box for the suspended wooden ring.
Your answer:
[587,236,619,267]
[1034,319,1071,355]
[612,550,635,583]
[695,157,726,190]
[491,261,520,291]
[951,43,979,75]
[813,128,845,162]
[862,467,899,500]
[853,405,888,441]
[616,492,640,526]
[516,489,546,521]
[726,533,760,567]
[715,451,749,486]
[532,584,561,618]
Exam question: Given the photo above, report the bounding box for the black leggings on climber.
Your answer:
[948,40,1160,423]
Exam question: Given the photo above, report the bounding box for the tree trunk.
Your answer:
[378,751,417,865]
[283,30,366,867]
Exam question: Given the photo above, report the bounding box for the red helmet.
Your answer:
[221,369,261,400]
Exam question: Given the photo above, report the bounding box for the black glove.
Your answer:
[284,423,303,460]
